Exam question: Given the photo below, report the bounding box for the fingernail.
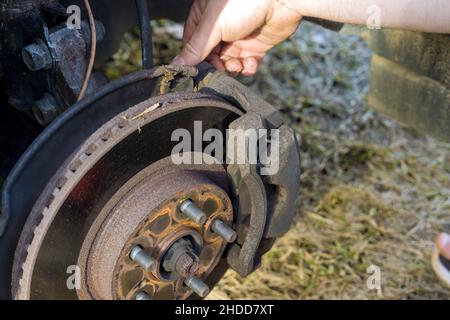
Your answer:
[172,55,185,65]
[441,233,450,245]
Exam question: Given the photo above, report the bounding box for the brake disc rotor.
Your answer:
[12,91,242,300]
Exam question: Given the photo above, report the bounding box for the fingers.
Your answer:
[175,41,263,77]
[206,46,226,71]
[223,57,260,77]
[436,233,450,260]
[215,42,262,76]
[174,0,266,75]
[207,54,260,77]
[174,0,226,66]
[223,57,243,73]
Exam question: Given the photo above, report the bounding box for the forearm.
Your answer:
[292,0,450,33]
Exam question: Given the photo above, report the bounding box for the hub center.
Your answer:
[77,162,234,300]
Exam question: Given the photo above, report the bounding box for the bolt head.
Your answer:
[22,40,52,71]
[32,93,60,126]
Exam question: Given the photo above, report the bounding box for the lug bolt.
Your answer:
[211,220,237,243]
[130,246,155,272]
[32,93,60,126]
[180,200,207,225]
[135,291,152,300]
[22,39,53,71]
[184,276,210,298]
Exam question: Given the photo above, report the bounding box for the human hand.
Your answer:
[172,0,302,76]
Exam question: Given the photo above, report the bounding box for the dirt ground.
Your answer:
[107,21,450,300]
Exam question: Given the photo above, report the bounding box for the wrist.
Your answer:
[286,0,317,18]
[272,0,304,20]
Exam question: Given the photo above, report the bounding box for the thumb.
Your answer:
[173,9,223,66]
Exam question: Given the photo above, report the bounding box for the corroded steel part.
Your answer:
[6,64,301,300]
[173,252,199,278]
[109,177,233,300]
[1,66,207,300]
[130,246,155,272]
[11,89,240,300]
[162,238,200,278]
[73,140,234,299]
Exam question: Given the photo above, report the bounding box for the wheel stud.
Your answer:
[135,291,152,300]
[211,220,237,243]
[180,199,207,225]
[184,275,210,298]
[130,246,155,272]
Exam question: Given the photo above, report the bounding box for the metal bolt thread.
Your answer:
[130,246,155,272]
[185,276,210,298]
[180,200,207,225]
[211,220,237,243]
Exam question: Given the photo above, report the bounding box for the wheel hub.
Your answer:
[77,166,233,300]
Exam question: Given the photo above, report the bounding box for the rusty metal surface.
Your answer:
[77,165,232,300]
[47,26,88,106]
[11,88,241,299]
[4,64,300,299]
[0,66,221,300]
[1,65,199,236]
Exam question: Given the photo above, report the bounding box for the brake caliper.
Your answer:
[195,65,300,277]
